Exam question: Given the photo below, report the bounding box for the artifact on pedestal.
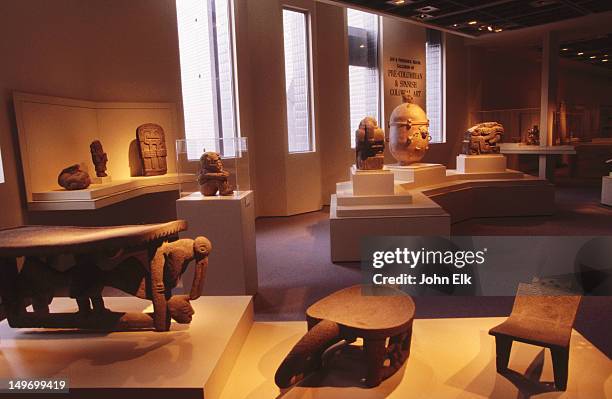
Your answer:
[58,164,91,190]
[388,95,431,165]
[136,123,168,176]
[0,221,210,332]
[526,125,540,145]
[462,122,504,154]
[198,152,234,196]
[355,117,385,170]
[89,140,108,177]
[275,285,415,388]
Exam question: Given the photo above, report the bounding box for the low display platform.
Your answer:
[386,163,447,188]
[456,154,507,173]
[602,174,612,206]
[350,166,394,195]
[0,296,253,399]
[176,190,258,295]
[219,318,612,399]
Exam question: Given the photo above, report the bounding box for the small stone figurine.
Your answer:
[198,152,234,196]
[355,117,385,170]
[90,140,108,177]
[462,122,504,155]
[58,164,91,190]
[526,125,540,145]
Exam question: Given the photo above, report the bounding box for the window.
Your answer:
[426,28,444,143]
[347,8,380,148]
[282,9,314,153]
[0,147,4,184]
[176,0,238,159]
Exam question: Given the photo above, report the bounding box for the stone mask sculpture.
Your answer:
[198,152,234,196]
[388,95,431,165]
[90,140,108,177]
[355,117,385,170]
[136,123,167,176]
[463,122,504,155]
[58,164,91,190]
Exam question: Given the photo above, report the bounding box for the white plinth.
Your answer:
[176,190,257,295]
[350,165,394,195]
[91,175,112,184]
[0,296,254,399]
[386,163,447,188]
[456,154,507,173]
[602,175,612,206]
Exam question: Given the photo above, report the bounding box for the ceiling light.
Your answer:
[487,26,493,32]
[561,48,568,51]
[387,0,406,5]
[589,55,596,59]
[468,20,477,25]
[494,28,503,32]
[452,23,459,28]
[577,52,584,55]
[416,5,439,13]
[359,44,365,48]
[602,59,609,62]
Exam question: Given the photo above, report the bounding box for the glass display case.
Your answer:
[176,137,249,197]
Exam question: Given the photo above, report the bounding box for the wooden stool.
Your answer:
[275,285,415,388]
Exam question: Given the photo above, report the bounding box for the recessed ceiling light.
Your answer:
[359,44,365,48]
[468,20,477,25]
[386,0,406,5]
[452,23,460,28]
[561,48,569,51]
[494,28,503,32]
[415,13,433,19]
[487,26,493,32]
[577,52,584,55]
[589,55,596,59]
[602,59,608,62]
[416,5,439,13]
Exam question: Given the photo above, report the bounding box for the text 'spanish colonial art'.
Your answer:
[388,95,431,165]
[198,152,234,196]
[463,122,504,155]
[136,123,168,176]
[89,140,108,177]
[58,164,91,190]
[355,117,385,170]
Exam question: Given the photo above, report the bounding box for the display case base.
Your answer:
[176,190,257,295]
[386,163,447,188]
[602,175,612,206]
[456,154,507,173]
[219,318,611,399]
[350,165,395,195]
[0,296,253,399]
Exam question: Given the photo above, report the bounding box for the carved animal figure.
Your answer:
[463,122,504,155]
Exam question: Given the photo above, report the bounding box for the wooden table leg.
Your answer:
[364,337,386,387]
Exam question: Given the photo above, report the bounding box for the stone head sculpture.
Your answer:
[355,117,385,170]
[388,95,431,165]
[136,123,168,176]
[463,122,504,155]
[197,152,234,196]
[89,140,108,177]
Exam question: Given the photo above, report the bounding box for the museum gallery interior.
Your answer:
[0,0,611,398]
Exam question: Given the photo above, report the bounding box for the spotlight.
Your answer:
[561,48,568,51]
[577,52,584,56]
[452,23,459,28]
[494,28,503,32]
[603,59,609,63]
[487,26,493,31]
[468,20,477,25]
[359,44,365,48]
[589,55,596,59]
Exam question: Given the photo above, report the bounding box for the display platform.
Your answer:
[218,318,611,399]
[176,190,257,296]
[350,166,395,195]
[386,163,447,188]
[0,296,253,399]
[602,174,612,206]
[456,154,507,173]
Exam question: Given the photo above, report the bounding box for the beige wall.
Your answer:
[0,0,184,228]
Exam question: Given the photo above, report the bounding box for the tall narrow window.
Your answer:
[347,9,380,148]
[176,0,238,159]
[283,9,314,153]
[426,29,444,143]
[0,148,4,184]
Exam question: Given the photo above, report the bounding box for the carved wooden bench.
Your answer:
[0,221,210,332]
[275,285,415,388]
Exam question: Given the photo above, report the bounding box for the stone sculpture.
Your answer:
[388,95,431,165]
[275,285,415,388]
[136,123,168,176]
[58,164,91,190]
[355,117,385,170]
[526,125,540,145]
[198,152,234,196]
[463,122,504,155]
[89,140,108,177]
[0,221,210,332]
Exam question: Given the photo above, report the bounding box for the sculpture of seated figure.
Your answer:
[463,122,504,155]
[198,152,234,196]
[355,117,385,170]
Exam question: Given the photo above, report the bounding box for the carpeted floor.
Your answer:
[253,185,612,358]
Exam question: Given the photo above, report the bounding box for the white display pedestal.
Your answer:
[350,165,394,195]
[386,163,447,188]
[456,154,507,173]
[0,296,254,399]
[176,190,257,295]
[602,174,612,206]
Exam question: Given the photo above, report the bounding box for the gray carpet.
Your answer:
[254,185,612,357]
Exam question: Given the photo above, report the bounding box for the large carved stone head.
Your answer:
[388,96,430,165]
